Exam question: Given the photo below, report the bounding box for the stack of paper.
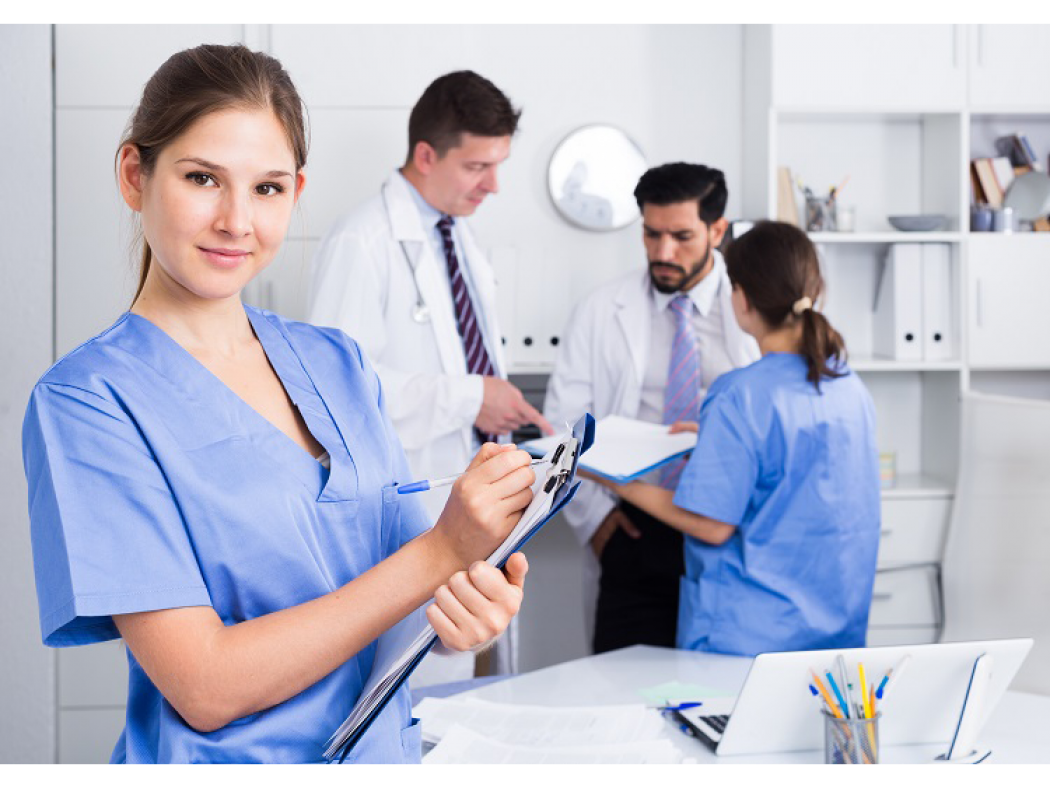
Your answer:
[522,415,696,483]
[416,697,683,764]
[323,415,593,762]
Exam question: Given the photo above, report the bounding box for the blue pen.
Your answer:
[397,459,548,495]
[661,702,703,712]
[826,671,850,719]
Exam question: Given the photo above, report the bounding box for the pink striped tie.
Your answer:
[660,294,700,489]
[438,216,497,443]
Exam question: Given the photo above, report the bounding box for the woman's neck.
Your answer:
[755,322,803,356]
[131,271,254,358]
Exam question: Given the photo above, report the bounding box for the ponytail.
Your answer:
[798,307,846,391]
[724,221,849,392]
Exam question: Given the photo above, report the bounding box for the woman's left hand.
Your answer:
[428,552,529,652]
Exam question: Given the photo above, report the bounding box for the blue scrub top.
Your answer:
[22,306,430,763]
[672,353,880,657]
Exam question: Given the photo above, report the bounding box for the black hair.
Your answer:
[633,162,728,224]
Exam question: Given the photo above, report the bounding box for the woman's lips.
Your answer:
[199,247,249,269]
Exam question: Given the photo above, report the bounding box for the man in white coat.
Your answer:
[309,71,551,684]
[544,163,760,654]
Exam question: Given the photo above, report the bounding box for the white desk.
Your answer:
[456,645,1050,764]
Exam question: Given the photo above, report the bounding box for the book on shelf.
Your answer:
[777,166,799,226]
[995,133,1043,173]
[972,156,1022,208]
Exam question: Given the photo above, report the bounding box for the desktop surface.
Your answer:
[457,645,1050,764]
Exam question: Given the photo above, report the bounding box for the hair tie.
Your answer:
[792,296,813,316]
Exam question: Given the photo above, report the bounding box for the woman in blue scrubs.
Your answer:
[22,44,536,763]
[588,221,880,657]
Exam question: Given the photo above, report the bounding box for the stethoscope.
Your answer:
[383,188,432,324]
[399,239,432,324]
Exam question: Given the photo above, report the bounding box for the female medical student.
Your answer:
[22,44,536,764]
[588,221,880,657]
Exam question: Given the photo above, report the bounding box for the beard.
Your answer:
[648,247,712,294]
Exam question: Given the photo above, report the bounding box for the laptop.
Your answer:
[671,638,1033,756]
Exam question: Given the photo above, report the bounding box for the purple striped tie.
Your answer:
[438,215,497,443]
[660,294,700,489]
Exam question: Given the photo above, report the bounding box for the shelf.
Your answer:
[851,358,962,373]
[809,232,963,244]
[881,473,954,500]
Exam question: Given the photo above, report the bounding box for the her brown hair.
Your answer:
[724,221,847,390]
[116,44,309,302]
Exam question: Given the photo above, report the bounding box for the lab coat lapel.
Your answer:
[381,175,466,376]
[613,272,650,410]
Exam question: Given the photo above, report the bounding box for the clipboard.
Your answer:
[324,413,596,761]
[522,414,695,484]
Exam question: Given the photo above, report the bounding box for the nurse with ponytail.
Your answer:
[589,220,880,656]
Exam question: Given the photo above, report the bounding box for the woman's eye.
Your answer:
[187,172,214,187]
[256,183,285,197]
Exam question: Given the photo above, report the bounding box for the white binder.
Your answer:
[873,244,923,361]
[921,244,954,361]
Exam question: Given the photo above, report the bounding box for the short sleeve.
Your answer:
[23,383,211,647]
[672,383,759,527]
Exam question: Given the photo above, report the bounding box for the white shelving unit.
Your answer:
[744,24,1050,648]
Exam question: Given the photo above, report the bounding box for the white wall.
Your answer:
[35,23,745,761]
[0,24,56,764]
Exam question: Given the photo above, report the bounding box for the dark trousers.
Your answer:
[593,501,684,654]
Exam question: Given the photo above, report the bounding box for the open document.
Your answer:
[416,697,681,764]
[522,414,696,483]
[323,413,595,762]
[424,725,682,764]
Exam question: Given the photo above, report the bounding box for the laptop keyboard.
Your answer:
[668,710,731,751]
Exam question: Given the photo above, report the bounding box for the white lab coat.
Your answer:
[543,256,760,642]
[309,171,513,681]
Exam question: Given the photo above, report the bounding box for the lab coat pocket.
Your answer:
[400,717,423,763]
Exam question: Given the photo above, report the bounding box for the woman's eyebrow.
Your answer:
[175,157,292,179]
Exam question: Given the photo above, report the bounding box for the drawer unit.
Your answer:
[868,564,941,629]
[877,497,952,567]
[865,627,939,647]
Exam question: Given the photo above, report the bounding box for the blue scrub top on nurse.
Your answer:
[23,307,431,763]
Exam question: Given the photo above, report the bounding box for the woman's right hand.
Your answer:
[430,443,536,568]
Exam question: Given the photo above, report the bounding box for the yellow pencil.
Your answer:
[859,663,872,718]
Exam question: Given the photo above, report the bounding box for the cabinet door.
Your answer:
[969,25,1050,109]
[770,25,966,109]
[968,236,1050,368]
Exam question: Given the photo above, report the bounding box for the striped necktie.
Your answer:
[437,215,497,443]
[660,294,700,489]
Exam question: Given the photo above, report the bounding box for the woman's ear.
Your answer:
[117,144,145,212]
[293,169,307,203]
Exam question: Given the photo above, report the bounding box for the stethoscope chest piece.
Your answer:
[411,303,431,324]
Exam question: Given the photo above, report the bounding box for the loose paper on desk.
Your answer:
[415,696,665,747]
[323,414,593,761]
[522,414,695,484]
[423,724,682,764]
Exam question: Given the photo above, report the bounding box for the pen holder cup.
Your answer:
[823,710,880,764]
[805,196,837,232]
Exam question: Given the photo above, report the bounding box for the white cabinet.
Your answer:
[968,25,1050,109]
[767,25,966,110]
[742,24,1050,651]
[968,236,1050,369]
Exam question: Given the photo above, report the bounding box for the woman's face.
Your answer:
[120,107,304,304]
